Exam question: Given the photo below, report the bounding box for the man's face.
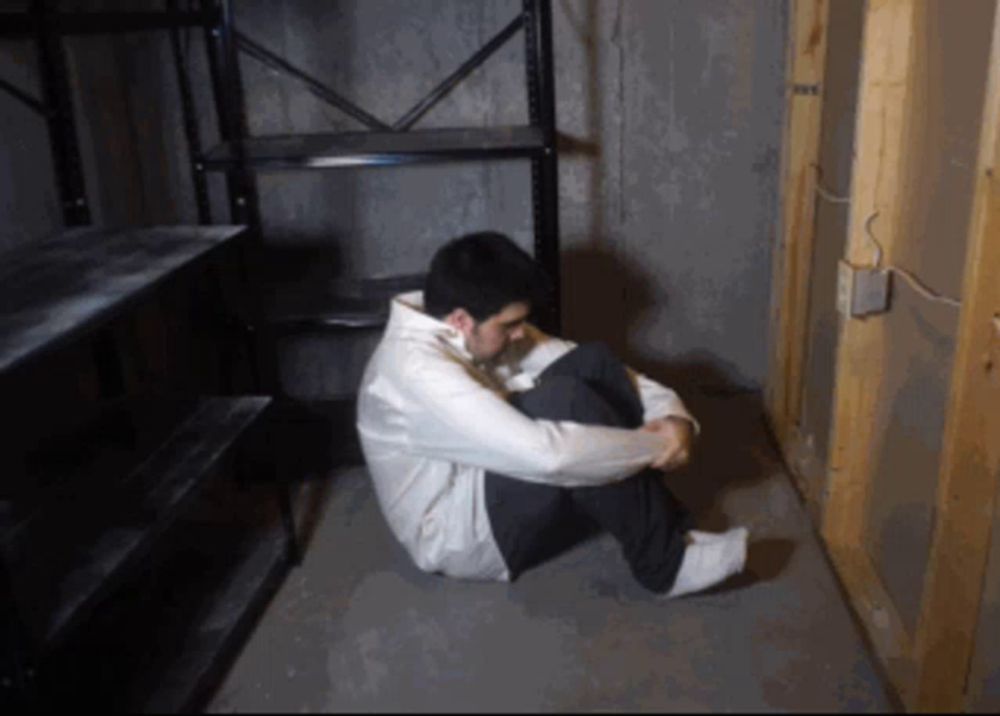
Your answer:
[464,301,530,363]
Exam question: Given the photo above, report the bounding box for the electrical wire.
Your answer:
[808,167,992,319]
[812,164,852,204]
[814,181,851,204]
[806,170,1000,330]
[890,266,963,308]
[862,211,964,308]
[863,211,885,268]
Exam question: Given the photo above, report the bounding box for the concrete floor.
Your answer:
[208,393,894,712]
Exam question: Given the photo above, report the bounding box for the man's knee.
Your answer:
[541,341,642,428]
[573,341,619,367]
[513,375,626,426]
[546,341,619,379]
[514,375,589,418]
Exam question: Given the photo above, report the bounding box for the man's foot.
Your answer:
[687,526,748,545]
[664,527,749,599]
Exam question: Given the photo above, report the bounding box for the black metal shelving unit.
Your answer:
[205,0,558,323]
[0,226,297,711]
[200,126,548,170]
[194,0,562,472]
[0,0,561,708]
[0,0,562,390]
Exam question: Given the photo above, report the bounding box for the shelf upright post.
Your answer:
[202,0,258,230]
[168,0,212,226]
[202,0,299,562]
[523,0,561,335]
[32,0,90,228]
[34,0,129,397]
[202,0,277,392]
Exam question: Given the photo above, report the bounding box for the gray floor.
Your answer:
[208,393,894,712]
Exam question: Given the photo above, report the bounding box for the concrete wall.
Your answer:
[562,0,787,393]
[0,0,788,396]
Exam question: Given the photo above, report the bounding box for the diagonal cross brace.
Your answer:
[235,31,391,131]
[0,76,48,117]
[393,13,526,130]
[234,11,525,134]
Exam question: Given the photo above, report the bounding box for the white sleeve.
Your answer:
[398,350,665,488]
[628,368,701,434]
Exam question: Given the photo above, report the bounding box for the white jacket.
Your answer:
[355,291,697,581]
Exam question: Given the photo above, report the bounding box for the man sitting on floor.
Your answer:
[356,231,748,598]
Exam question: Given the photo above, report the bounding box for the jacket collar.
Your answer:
[389,291,473,362]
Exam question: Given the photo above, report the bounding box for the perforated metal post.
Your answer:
[523,0,561,334]
[203,1,299,561]
[202,0,277,394]
[202,0,258,229]
[168,0,211,225]
[33,0,90,227]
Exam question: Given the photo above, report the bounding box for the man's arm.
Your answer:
[627,368,700,434]
[509,323,699,433]
[503,325,698,472]
[642,415,695,470]
[398,347,670,488]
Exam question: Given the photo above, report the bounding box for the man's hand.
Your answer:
[641,416,695,471]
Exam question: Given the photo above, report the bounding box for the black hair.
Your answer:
[424,231,550,321]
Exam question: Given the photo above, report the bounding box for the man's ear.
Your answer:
[444,308,475,335]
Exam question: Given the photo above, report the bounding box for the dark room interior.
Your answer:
[2,0,1000,712]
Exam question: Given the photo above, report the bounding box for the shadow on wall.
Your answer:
[561,243,782,526]
[557,0,606,241]
[557,0,758,400]
[561,243,752,399]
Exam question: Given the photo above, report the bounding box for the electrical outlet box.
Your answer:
[837,261,891,317]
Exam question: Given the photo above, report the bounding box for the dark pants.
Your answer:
[485,342,692,593]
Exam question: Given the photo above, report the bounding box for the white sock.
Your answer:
[688,527,748,545]
[665,527,748,599]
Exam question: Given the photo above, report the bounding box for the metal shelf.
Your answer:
[0,9,220,38]
[1,396,271,652]
[0,226,246,377]
[35,516,290,713]
[0,1,560,706]
[201,126,547,170]
[140,522,289,713]
[262,273,425,330]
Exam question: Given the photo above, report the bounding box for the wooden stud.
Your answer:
[912,4,1000,709]
[822,0,916,552]
[766,0,830,449]
[785,423,827,522]
[770,0,1000,708]
[819,0,919,705]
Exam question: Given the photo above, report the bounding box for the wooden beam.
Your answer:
[913,3,1000,709]
[822,0,916,552]
[766,0,829,447]
[784,423,826,523]
[820,2,919,704]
